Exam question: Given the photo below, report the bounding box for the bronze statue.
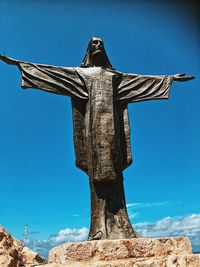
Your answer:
[0,37,194,240]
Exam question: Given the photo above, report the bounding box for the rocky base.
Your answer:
[47,237,200,267]
[0,226,199,267]
[38,254,200,267]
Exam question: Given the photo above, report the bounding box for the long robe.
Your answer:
[18,62,173,182]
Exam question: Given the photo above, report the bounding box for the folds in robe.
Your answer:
[18,62,88,99]
[117,73,173,103]
[16,60,173,182]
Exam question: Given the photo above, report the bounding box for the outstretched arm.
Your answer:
[0,55,19,65]
[0,55,88,99]
[116,72,195,103]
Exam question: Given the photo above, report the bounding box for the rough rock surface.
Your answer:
[36,254,200,267]
[0,226,47,267]
[21,246,48,266]
[47,237,200,267]
[0,226,24,267]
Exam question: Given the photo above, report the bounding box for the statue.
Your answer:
[0,37,194,240]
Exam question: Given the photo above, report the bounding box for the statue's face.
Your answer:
[90,38,104,57]
[81,37,112,68]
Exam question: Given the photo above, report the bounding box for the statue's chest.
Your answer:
[87,69,114,111]
[83,68,118,98]
[76,68,122,112]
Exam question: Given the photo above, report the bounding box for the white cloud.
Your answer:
[126,201,176,209]
[25,227,88,258]
[134,214,200,252]
[52,227,88,243]
[26,214,200,258]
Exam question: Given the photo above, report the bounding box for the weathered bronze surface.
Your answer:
[0,37,194,240]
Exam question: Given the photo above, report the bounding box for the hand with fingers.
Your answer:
[173,73,195,82]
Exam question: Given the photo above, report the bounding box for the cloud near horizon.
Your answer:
[26,214,200,258]
[25,227,89,258]
[135,214,200,252]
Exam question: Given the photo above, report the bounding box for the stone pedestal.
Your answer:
[48,237,200,267]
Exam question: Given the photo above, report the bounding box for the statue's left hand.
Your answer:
[173,73,195,82]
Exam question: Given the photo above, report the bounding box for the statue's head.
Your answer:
[80,37,113,69]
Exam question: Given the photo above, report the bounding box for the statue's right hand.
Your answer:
[173,73,195,82]
[0,55,19,65]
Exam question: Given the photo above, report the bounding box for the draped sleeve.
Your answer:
[116,73,173,103]
[18,61,88,99]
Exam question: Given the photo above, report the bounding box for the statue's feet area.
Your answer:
[89,178,138,241]
[88,225,138,241]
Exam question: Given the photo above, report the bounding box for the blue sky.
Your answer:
[0,0,199,256]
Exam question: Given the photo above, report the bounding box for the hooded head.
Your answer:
[80,37,113,69]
